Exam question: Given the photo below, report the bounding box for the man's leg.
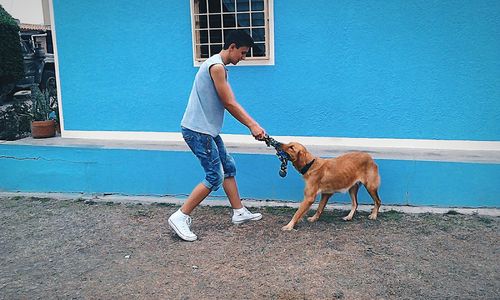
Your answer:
[179,128,223,214]
[223,176,262,223]
[214,135,262,224]
[215,136,242,209]
[181,183,211,215]
[169,128,222,241]
[223,176,243,209]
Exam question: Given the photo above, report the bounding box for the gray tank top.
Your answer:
[181,54,227,137]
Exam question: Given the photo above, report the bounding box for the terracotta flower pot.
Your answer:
[31,120,56,138]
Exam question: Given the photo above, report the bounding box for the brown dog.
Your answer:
[280,142,382,231]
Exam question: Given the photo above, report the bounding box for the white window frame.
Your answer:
[190,0,275,67]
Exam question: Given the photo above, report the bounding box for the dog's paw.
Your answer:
[307,216,318,223]
[368,214,378,220]
[281,225,294,231]
[342,216,353,221]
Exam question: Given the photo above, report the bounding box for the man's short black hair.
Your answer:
[223,30,254,49]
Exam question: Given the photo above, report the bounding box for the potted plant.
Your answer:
[30,84,56,138]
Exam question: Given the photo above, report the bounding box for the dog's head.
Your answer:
[280,142,315,171]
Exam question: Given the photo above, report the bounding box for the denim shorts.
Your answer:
[181,127,236,191]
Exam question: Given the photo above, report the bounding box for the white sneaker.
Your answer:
[168,210,197,241]
[232,207,262,224]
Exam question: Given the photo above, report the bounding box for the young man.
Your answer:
[168,30,267,242]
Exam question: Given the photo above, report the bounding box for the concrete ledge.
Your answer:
[2,134,500,163]
[1,192,498,217]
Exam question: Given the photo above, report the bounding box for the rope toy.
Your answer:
[262,135,290,177]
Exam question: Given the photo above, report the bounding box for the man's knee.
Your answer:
[211,176,224,191]
[205,168,224,191]
[222,154,237,177]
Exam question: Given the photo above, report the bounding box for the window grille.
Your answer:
[191,0,274,66]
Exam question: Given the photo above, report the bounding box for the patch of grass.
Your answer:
[57,200,72,207]
[29,197,52,203]
[152,202,177,207]
[382,210,404,221]
[203,205,229,214]
[10,196,23,201]
[262,206,295,216]
[357,210,372,217]
[207,205,227,209]
[416,226,433,236]
[2,197,24,209]
[438,223,452,232]
[312,210,348,223]
[131,209,152,218]
[420,213,458,231]
[314,211,336,223]
[421,213,438,223]
[477,216,493,225]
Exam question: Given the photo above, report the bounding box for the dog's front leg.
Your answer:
[282,193,316,231]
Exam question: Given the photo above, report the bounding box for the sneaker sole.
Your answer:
[232,214,263,225]
[168,218,197,241]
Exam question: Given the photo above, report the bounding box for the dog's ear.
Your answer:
[287,144,297,161]
[296,149,307,166]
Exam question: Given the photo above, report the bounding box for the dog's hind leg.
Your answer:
[308,193,333,223]
[366,164,382,220]
[366,187,382,220]
[343,183,360,221]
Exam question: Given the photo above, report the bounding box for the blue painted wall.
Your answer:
[53,0,500,141]
[1,145,499,207]
[6,1,495,206]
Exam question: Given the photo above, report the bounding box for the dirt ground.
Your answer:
[0,196,498,299]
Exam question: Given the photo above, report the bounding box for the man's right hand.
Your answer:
[249,123,266,141]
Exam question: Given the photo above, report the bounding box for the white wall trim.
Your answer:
[62,130,183,142]
[48,0,65,134]
[30,130,498,163]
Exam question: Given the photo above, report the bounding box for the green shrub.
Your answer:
[0,100,31,140]
[0,5,24,97]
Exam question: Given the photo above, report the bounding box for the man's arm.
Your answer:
[210,64,266,139]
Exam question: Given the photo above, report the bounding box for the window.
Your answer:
[190,0,274,66]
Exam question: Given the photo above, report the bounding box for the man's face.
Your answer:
[229,44,249,65]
